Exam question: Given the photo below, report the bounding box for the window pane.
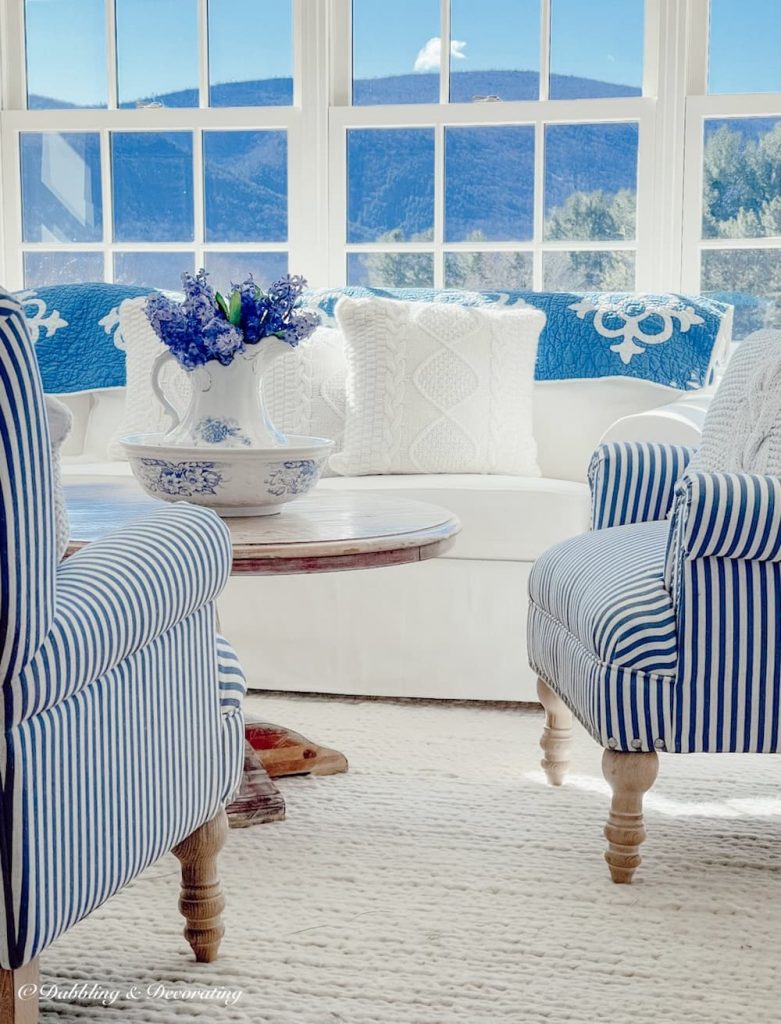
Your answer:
[703,118,781,239]
[444,252,533,290]
[347,252,434,287]
[352,0,439,105]
[112,132,194,242]
[544,123,638,241]
[116,0,199,108]
[114,252,194,291]
[24,251,104,287]
[204,252,288,292]
[449,0,539,102]
[543,251,635,290]
[25,0,107,108]
[204,131,287,242]
[348,129,434,243]
[549,0,643,99]
[445,126,534,242]
[21,132,102,243]
[708,0,781,94]
[209,0,293,106]
[702,249,781,339]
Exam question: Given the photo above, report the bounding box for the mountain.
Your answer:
[26,71,638,247]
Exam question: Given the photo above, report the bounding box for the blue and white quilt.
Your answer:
[15,283,151,393]
[304,287,733,391]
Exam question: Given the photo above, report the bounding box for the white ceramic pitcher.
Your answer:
[151,336,290,448]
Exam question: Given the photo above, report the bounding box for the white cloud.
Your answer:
[414,37,466,73]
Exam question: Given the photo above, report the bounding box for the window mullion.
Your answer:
[330,0,351,106]
[105,0,118,110]
[1,0,27,110]
[533,120,545,289]
[193,127,205,262]
[99,128,114,281]
[198,0,209,109]
[539,0,551,102]
[439,0,449,105]
[434,123,444,287]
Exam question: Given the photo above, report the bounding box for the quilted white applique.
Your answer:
[17,290,68,343]
[100,306,121,341]
[569,299,704,365]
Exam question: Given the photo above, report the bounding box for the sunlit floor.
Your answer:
[46,693,781,1024]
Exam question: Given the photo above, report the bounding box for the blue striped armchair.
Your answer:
[0,291,245,1020]
[528,332,781,883]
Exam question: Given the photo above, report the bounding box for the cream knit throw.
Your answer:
[689,329,781,476]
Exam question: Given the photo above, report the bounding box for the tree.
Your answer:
[543,189,636,290]
[701,122,781,335]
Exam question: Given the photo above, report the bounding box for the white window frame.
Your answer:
[680,0,781,306]
[327,0,668,292]
[5,0,771,301]
[0,0,332,290]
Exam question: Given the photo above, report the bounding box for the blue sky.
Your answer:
[23,0,781,106]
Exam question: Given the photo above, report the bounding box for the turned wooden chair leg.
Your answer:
[172,808,228,962]
[602,749,659,884]
[537,677,573,786]
[0,959,40,1023]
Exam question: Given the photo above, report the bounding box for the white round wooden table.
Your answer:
[65,477,460,825]
[66,478,460,572]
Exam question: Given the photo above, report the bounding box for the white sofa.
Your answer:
[60,370,712,702]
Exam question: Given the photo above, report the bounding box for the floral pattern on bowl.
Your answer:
[265,460,321,497]
[137,458,223,497]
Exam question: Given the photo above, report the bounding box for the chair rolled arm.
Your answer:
[675,471,781,562]
[17,503,232,717]
[588,441,696,530]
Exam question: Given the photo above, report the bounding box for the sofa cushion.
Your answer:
[61,460,590,562]
[529,519,677,674]
[532,378,703,481]
[332,296,544,476]
[317,474,590,561]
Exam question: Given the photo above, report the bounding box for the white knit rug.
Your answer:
[42,695,780,1024]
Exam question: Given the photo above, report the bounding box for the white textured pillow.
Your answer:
[689,329,781,475]
[45,394,72,560]
[263,327,347,474]
[331,296,544,476]
[110,296,347,465]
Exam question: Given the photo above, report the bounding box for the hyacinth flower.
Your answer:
[145,270,319,371]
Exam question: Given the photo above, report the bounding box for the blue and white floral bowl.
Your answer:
[121,434,334,517]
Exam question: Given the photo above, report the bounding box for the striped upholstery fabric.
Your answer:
[529,442,781,755]
[0,290,245,970]
[669,472,781,753]
[589,441,694,530]
[0,293,55,687]
[217,633,247,712]
[529,521,676,675]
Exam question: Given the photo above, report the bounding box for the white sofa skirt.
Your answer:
[219,557,538,702]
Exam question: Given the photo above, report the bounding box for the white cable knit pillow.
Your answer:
[331,296,544,476]
[110,296,347,467]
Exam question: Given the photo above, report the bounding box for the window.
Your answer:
[8,0,295,289]
[337,0,649,290]
[3,1,781,317]
[683,0,781,338]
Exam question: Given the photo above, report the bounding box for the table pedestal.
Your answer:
[226,722,349,827]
